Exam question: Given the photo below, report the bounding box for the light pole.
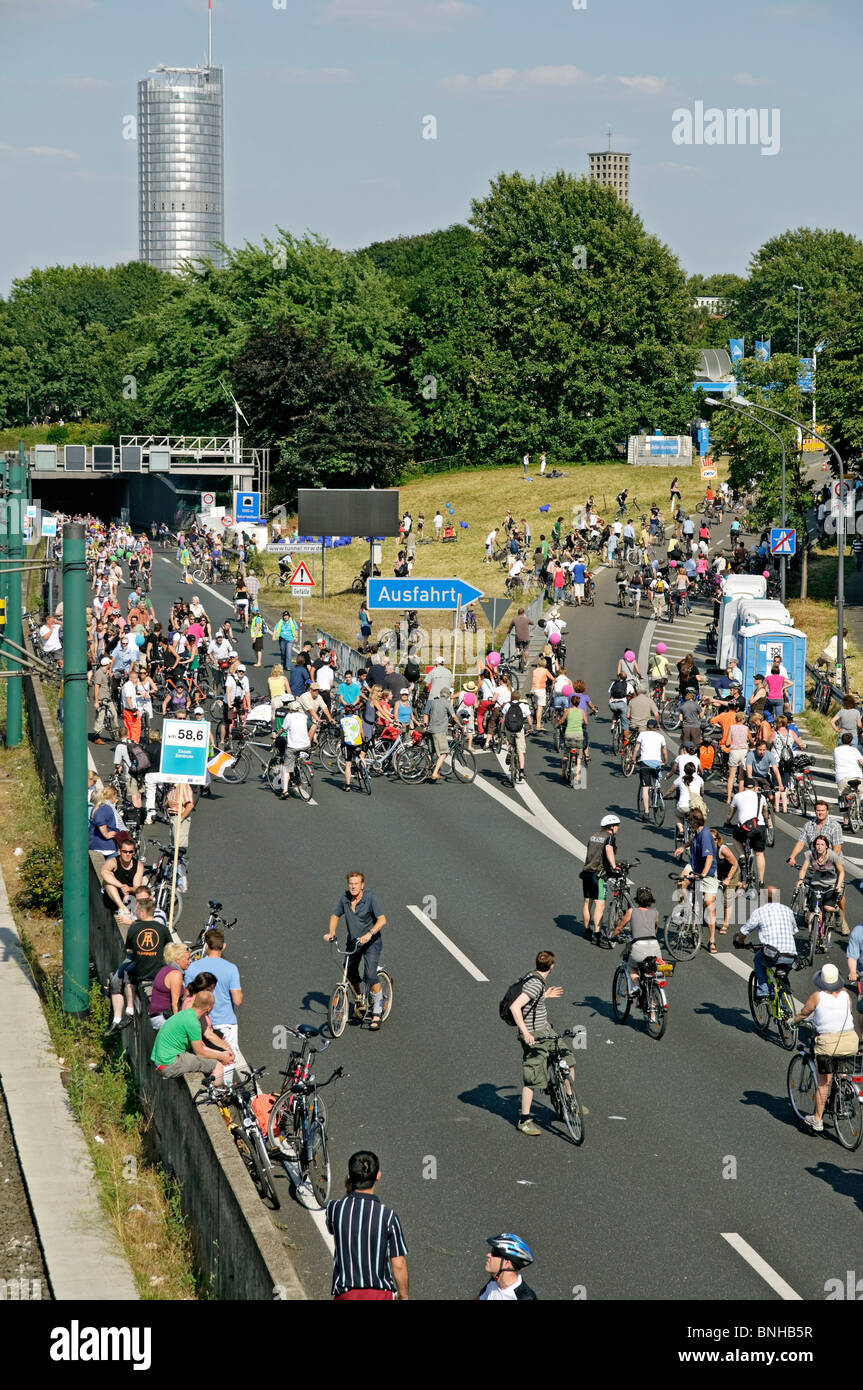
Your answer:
[792,285,803,359]
[732,394,847,689]
[705,395,787,605]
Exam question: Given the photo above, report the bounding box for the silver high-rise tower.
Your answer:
[137,10,224,274]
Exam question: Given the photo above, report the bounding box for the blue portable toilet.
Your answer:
[737,621,807,715]
[721,598,792,670]
[717,574,767,668]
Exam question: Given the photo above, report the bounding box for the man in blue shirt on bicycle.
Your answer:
[324,872,387,1030]
[673,808,719,952]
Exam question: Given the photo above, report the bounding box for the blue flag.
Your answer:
[729,338,744,363]
[755,338,771,362]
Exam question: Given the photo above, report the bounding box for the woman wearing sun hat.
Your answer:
[794,962,859,1133]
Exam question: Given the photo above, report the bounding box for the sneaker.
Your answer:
[144,815,155,825]
[517,1118,542,1136]
[803,1115,824,1133]
[104,1018,123,1035]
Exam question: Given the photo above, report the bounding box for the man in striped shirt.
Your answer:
[326,1151,409,1300]
[734,889,798,997]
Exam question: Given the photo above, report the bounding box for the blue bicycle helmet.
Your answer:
[486,1234,534,1268]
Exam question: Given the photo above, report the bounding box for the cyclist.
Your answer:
[580,815,620,943]
[725,776,769,888]
[274,700,312,799]
[506,607,533,664]
[745,737,782,811]
[795,834,844,939]
[648,641,670,699]
[560,696,586,782]
[502,688,532,782]
[793,964,859,1133]
[634,718,667,818]
[615,562,629,607]
[628,566,643,618]
[477,1235,538,1300]
[324,872,387,1028]
[424,686,464,783]
[627,681,659,737]
[673,807,719,952]
[733,887,799,997]
[530,660,553,728]
[833,732,863,826]
[609,885,661,998]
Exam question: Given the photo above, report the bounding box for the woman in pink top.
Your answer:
[764,660,790,720]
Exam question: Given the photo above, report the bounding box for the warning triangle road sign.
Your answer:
[289,561,316,587]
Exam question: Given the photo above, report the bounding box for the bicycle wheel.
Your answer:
[832,1077,863,1151]
[294,761,313,801]
[267,756,283,793]
[377,968,393,1022]
[317,734,341,773]
[508,750,518,788]
[249,1126,280,1209]
[328,982,349,1038]
[451,746,476,784]
[612,966,632,1021]
[764,811,776,848]
[747,971,770,1032]
[611,720,622,755]
[191,567,207,584]
[644,982,667,1040]
[800,779,816,816]
[222,750,250,784]
[266,1091,294,1157]
[849,795,862,834]
[805,913,818,968]
[621,742,636,777]
[786,1054,818,1123]
[651,787,666,827]
[786,778,799,811]
[661,911,699,962]
[307,1119,331,1205]
[396,743,430,783]
[660,700,680,732]
[776,987,798,1050]
[558,1078,585,1145]
[359,760,372,795]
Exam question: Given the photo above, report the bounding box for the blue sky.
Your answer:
[0,0,858,294]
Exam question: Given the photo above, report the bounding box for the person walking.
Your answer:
[325,1151,408,1300]
[250,606,264,667]
[274,610,297,671]
[509,949,575,1136]
[539,451,547,476]
[522,451,531,478]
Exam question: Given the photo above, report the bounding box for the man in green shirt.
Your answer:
[151,991,232,1085]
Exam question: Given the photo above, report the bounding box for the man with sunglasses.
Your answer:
[100,832,146,914]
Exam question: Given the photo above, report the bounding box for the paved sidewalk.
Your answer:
[0,861,138,1301]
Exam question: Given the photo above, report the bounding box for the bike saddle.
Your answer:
[208,900,222,911]
[295,1024,321,1038]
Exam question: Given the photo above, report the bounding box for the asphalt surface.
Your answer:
[88,544,863,1303]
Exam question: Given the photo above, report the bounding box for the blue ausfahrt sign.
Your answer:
[367,578,483,610]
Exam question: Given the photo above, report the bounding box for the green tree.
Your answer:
[468,171,697,461]
[734,228,863,356]
[812,299,863,459]
[230,323,412,504]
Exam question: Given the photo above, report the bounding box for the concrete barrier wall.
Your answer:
[22,636,306,1301]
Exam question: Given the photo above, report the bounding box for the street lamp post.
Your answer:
[705,396,787,604]
[731,395,846,689]
[792,284,803,360]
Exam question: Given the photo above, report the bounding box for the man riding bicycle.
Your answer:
[634,718,666,819]
[324,872,387,1029]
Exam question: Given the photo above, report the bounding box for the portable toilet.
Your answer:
[737,621,807,715]
[717,574,767,667]
[721,599,793,670]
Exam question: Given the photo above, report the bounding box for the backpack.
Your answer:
[250,1092,277,1137]
[127,743,150,774]
[504,702,525,734]
[698,742,715,771]
[609,677,628,700]
[775,733,794,768]
[499,972,544,1026]
[341,714,364,747]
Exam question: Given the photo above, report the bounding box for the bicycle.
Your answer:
[221,729,283,788]
[785,754,816,815]
[599,859,639,948]
[787,1025,863,1150]
[620,732,637,777]
[661,872,710,961]
[327,941,394,1037]
[267,1026,346,1204]
[636,765,666,826]
[741,943,798,1050]
[838,776,863,833]
[96,697,119,740]
[810,662,834,715]
[189,900,237,962]
[542,1028,585,1145]
[145,840,188,924]
[195,1065,280,1209]
[272,748,315,801]
[561,742,584,788]
[800,885,838,967]
[612,951,673,1039]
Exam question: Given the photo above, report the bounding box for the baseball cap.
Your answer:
[236,663,246,672]
[435,656,445,665]
[100,656,111,666]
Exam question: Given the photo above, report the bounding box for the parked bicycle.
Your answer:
[785,754,817,815]
[612,951,673,1039]
[189,900,237,963]
[787,1024,863,1150]
[838,776,863,833]
[327,941,394,1037]
[195,1065,280,1209]
[145,840,188,924]
[267,1025,346,1204]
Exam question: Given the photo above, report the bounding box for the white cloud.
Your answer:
[241,66,355,85]
[0,143,79,161]
[732,71,769,86]
[440,66,668,97]
[318,0,480,32]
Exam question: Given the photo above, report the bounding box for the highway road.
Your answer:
[89,544,863,1303]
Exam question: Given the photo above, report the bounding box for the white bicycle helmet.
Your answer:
[600,814,620,828]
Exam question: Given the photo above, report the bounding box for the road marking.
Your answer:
[720,1233,802,1301]
[159,556,233,609]
[476,764,588,861]
[710,949,804,1008]
[406,904,488,982]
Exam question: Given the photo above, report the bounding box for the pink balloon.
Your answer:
[487,651,501,667]
[561,683,574,697]
[550,632,561,645]
[762,570,770,579]
[461,691,476,706]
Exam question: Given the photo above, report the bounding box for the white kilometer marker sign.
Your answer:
[721,1233,802,1301]
[406,905,488,982]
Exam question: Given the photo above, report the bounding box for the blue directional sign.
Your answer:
[233,490,261,522]
[367,577,484,610]
[770,528,796,557]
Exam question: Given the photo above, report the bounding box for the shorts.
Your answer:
[506,730,526,758]
[564,735,584,750]
[733,825,765,853]
[638,761,661,787]
[520,1030,573,1090]
[682,725,701,749]
[728,748,748,768]
[342,742,365,763]
[813,1032,859,1071]
[696,876,719,900]
[431,731,449,757]
[629,938,661,967]
[533,690,547,708]
[579,869,605,901]
[572,583,584,599]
